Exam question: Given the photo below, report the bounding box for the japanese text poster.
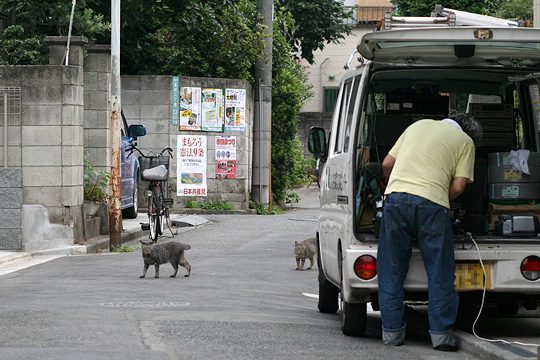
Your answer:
[215,136,237,179]
[201,88,224,132]
[180,86,202,131]
[224,88,246,132]
[171,76,180,125]
[177,135,207,196]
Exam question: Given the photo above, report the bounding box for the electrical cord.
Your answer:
[467,232,540,348]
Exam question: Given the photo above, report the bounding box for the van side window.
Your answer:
[343,76,361,153]
[334,80,352,153]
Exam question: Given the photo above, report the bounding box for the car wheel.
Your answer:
[122,182,139,219]
[317,241,339,314]
[318,268,339,314]
[340,297,367,336]
[340,259,367,336]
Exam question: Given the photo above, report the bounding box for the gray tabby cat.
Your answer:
[140,240,191,278]
[294,238,317,270]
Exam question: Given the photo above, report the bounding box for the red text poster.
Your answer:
[215,136,236,179]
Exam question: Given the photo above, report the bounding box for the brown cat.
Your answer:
[140,240,191,278]
[294,238,317,270]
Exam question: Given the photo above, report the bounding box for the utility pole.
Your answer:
[252,0,273,206]
[535,0,540,28]
[109,0,122,249]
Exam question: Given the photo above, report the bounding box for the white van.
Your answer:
[308,20,540,336]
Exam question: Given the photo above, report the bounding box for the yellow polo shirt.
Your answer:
[384,119,475,208]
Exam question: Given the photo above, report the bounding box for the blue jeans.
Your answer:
[377,192,459,347]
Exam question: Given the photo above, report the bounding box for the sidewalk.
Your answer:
[0,212,210,268]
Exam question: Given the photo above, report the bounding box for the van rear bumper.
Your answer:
[341,243,540,302]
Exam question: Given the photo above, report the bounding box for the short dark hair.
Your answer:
[453,113,482,145]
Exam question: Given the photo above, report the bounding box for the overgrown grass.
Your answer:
[111,245,135,253]
[184,199,234,211]
[249,200,282,215]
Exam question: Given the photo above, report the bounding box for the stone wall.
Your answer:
[83,45,111,171]
[122,75,253,210]
[0,65,85,250]
[0,169,22,249]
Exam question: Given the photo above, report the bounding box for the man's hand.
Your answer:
[449,177,468,200]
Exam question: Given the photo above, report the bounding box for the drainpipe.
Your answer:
[320,57,330,112]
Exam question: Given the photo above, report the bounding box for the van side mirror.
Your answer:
[128,124,146,139]
[308,126,327,161]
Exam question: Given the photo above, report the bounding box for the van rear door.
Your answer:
[357,27,540,66]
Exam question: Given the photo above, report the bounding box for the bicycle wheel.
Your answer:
[147,187,159,243]
[149,214,159,242]
[153,185,164,238]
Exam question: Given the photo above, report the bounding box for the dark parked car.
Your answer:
[121,111,146,218]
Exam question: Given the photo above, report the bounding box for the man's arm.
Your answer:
[382,154,396,181]
[449,177,468,201]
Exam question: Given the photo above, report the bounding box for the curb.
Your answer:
[0,252,32,266]
[84,228,146,253]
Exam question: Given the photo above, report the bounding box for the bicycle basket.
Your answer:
[139,155,170,182]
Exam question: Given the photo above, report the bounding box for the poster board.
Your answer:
[177,135,207,196]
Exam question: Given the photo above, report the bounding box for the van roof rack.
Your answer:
[382,4,522,30]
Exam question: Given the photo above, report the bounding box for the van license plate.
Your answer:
[454,262,491,290]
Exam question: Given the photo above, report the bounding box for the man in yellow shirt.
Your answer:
[378,113,482,351]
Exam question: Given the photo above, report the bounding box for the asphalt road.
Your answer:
[0,187,480,360]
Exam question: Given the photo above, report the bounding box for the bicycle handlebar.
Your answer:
[159,147,174,158]
[128,145,173,159]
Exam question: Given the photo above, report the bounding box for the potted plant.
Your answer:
[83,155,110,217]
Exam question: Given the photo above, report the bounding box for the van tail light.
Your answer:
[354,255,377,280]
[521,256,540,281]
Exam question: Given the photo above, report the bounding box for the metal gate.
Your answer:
[0,86,21,168]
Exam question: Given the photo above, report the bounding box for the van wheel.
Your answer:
[122,182,139,219]
[317,248,339,314]
[341,299,367,337]
[318,269,339,314]
[340,260,367,336]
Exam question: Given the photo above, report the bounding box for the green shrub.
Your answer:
[0,25,44,65]
[83,155,110,203]
[111,245,134,253]
[198,200,234,211]
[184,199,234,211]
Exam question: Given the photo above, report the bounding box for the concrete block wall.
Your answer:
[0,169,22,249]
[83,45,111,170]
[0,64,85,249]
[122,75,253,210]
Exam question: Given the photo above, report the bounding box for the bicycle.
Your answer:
[129,146,174,242]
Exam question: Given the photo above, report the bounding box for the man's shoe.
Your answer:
[434,343,459,352]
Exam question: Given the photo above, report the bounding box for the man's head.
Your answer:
[453,113,483,145]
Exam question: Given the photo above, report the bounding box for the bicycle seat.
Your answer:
[142,165,168,181]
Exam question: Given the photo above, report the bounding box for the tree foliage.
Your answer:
[271,9,313,206]
[391,0,485,16]
[277,0,352,64]
[0,25,44,65]
[489,0,532,21]
[0,0,109,41]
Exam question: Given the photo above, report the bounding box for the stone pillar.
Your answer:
[43,36,88,67]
